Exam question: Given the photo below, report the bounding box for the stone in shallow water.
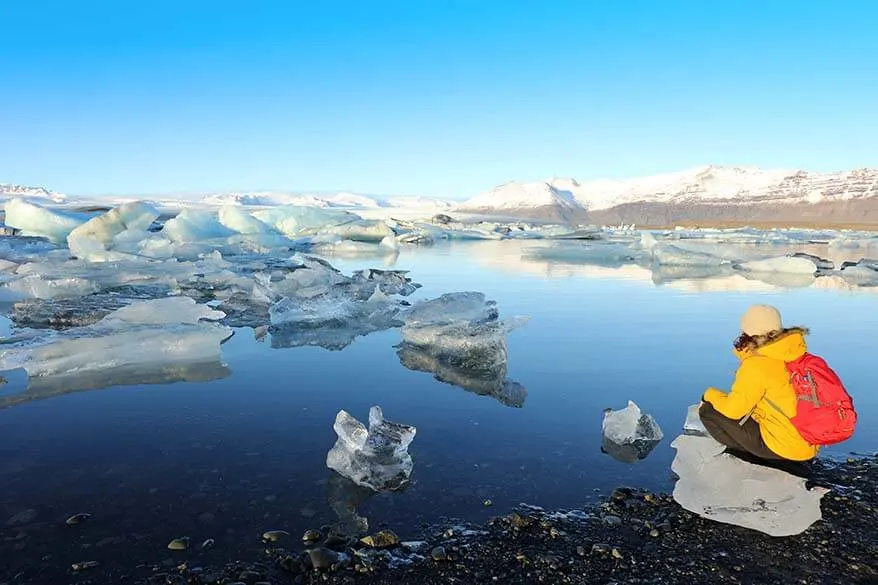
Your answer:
[670,432,828,537]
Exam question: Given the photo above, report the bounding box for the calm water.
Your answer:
[1,239,876,581]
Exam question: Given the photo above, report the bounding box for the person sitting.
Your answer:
[699,304,819,469]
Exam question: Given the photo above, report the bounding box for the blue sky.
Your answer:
[1,0,876,199]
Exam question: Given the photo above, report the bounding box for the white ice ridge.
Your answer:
[326,406,417,492]
[670,404,828,537]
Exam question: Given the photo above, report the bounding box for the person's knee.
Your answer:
[699,400,718,421]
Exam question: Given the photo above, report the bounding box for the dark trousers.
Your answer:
[698,401,782,461]
[698,402,813,479]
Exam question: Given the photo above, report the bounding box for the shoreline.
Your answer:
[117,454,878,585]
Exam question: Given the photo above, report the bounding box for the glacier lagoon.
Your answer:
[0,222,877,580]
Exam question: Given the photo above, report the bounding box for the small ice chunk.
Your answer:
[671,433,827,537]
[601,401,663,463]
[1,275,99,301]
[326,406,416,492]
[3,199,87,243]
[736,255,818,275]
[683,403,708,436]
[67,202,160,259]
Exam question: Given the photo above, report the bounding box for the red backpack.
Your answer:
[772,353,857,446]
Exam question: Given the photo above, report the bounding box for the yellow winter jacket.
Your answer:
[703,329,819,461]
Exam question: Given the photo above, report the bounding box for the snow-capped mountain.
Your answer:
[459,166,878,227]
[552,165,878,211]
[454,181,589,223]
[0,183,67,204]
[199,190,452,211]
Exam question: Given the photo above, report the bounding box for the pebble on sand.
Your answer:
[167,537,190,551]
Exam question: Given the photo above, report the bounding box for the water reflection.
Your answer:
[326,473,375,536]
[0,360,231,409]
[396,343,527,407]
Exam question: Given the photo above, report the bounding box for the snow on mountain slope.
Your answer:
[454,181,589,223]
[201,192,338,208]
[549,165,878,211]
[0,183,68,205]
[198,190,452,210]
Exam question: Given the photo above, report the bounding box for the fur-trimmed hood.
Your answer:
[734,326,809,363]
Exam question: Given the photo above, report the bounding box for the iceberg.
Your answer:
[252,205,360,237]
[671,432,828,537]
[66,201,160,261]
[398,292,527,375]
[268,292,404,350]
[790,252,834,271]
[99,296,225,326]
[267,259,419,349]
[736,255,818,275]
[161,208,237,243]
[0,298,232,385]
[217,205,276,235]
[522,242,643,268]
[395,292,528,406]
[10,284,174,329]
[317,219,395,243]
[600,401,664,463]
[326,406,416,492]
[3,199,87,243]
[652,244,729,267]
[839,260,878,285]
[0,275,100,301]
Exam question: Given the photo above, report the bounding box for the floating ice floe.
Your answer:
[671,404,828,537]
[601,401,664,463]
[0,297,232,401]
[395,292,529,407]
[267,260,419,350]
[735,255,819,275]
[326,406,416,492]
[522,242,644,269]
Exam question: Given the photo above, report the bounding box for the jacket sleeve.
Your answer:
[703,358,766,420]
